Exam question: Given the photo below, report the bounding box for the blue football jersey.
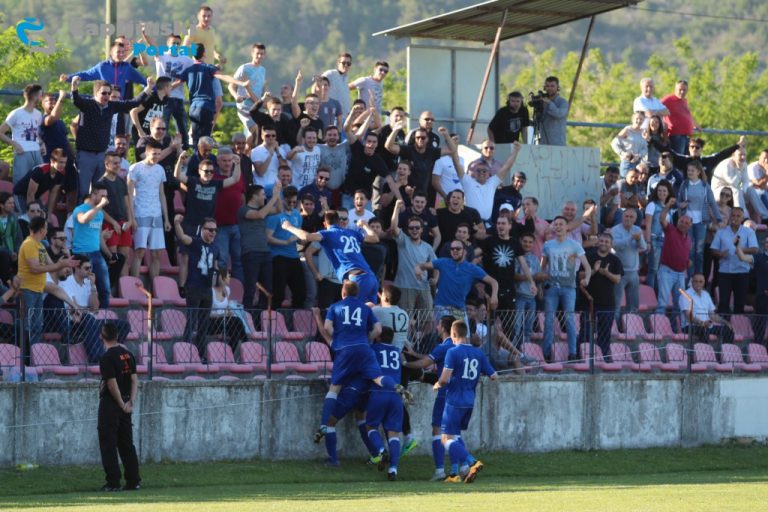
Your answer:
[319,226,372,281]
[443,344,496,408]
[371,342,402,384]
[429,338,454,375]
[325,296,377,351]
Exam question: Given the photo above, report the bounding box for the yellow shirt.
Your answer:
[18,236,48,293]
[188,25,217,57]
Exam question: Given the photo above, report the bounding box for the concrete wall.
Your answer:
[2,375,767,467]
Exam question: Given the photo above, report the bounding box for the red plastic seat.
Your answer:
[730,315,754,343]
[160,309,186,338]
[153,276,186,307]
[239,342,286,374]
[664,343,696,371]
[229,278,244,303]
[719,343,761,373]
[648,314,687,341]
[692,343,729,372]
[553,341,590,371]
[205,341,254,374]
[304,341,333,371]
[127,310,172,341]
[261,311,304,340]
[119,276,163,306]
[67,343,101,375]
[746,343,768,369]
[580,343,622,372]
[294,310,317,339]
[31,343,79,376]
[0,343,39,380]
[609,342,651,372]
[172,342,220,374]
[274,341,318,373]
[138,342,185,375]
[622,313,661,341]
[638,284,658,312]
[521,342,563,372]
[157,250,180,275]
[637,342,680,372]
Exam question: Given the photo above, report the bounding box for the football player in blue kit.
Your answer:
[281,210,380,303]
[403,315,457,481]
[366,327,406,481]
[319,376,374,467]
[435,320,497,483]
[314,281,403,455]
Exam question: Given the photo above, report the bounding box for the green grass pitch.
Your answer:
[1,445,767,511]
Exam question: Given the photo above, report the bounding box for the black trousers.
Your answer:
[184,287,212,358]
[717,272,749,314]
[272,256,306,309]
[98,398,140,488]
[317,279,342,309]
[207,315,247,351]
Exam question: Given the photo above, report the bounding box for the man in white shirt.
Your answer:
[349,61,388,112]
[632,77,669,129]
[431,132,464,201]
[250,126,284,195]
[0,84,44,187]
[746,149,768,221]
[322,52,353,119]
[59,254,129,362]
[287,126,322,188]
[679,273,734,344]
[455,141,521,225]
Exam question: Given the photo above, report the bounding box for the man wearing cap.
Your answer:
[454,141,521,227]
[490,170,527,229]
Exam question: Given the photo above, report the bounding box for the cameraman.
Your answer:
[487,92,530,143]
[537,76,568,146]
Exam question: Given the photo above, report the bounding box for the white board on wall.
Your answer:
[458,143,602,220]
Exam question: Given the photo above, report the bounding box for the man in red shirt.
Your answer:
[661,80,701,156]
[654,197,692,315]
[213,147,246,282]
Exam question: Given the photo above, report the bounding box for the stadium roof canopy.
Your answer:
[373,0,642,44]
[374,0,643,142]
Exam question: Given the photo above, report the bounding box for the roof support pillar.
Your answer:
[567,15,596,117]
[466,8,507,144]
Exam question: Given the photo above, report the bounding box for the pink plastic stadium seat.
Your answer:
[205,341,254,374]
[609,342,651,372]
[172,342,220,374]
[730,315,754,343]
[580,343,622,372]
[158,250,180,275]
[304,341,333,372]
[692,343,730,372]
[31,343,79,377]
[139,342,185,375]
[119,276,163,306]
[294,310,318,339]
[664,343,694,371]
[553,341,590,371]
[244,312,268,340]
[67,343,101,375]
[238,341,287,374]
[274,341,318,373]
[648,314,687,341]
[746,344,768,369]
[638,284,658,311]
[153,276,187,307]
[719,343,761,373]
[637,342,680,372]
[261,311,304,340]
[160,309,187,338]
[521,342,563,372]
[127,310,172,341]
[622,313,661,342]
[228,278,244,303]
[0,343,39,380]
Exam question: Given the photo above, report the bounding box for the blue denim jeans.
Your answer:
[76,150,106,200]
[669,135,689,155]
[543,284,577,358]
[614,270,640,320]
[655,264,687,315]
[22,289,44,349]
[241,251,272,310]
[189,104,214,148]
[514,296,537,347]
[163,97,189,148]
[645,233,664,291]
[689,222,707,276]
[86,251,112,309]
[214,225,243,282]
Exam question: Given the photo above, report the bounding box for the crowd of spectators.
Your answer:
[0,5,767,370]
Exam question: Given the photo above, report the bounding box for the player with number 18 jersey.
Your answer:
[442,343,496,434]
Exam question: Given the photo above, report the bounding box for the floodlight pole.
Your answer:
[105,0,117,57]
[466,8,507,144]
[566,16,596,118]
